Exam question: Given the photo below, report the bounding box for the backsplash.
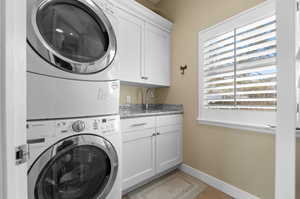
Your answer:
[120,104,184,118]
[120,85,157,105]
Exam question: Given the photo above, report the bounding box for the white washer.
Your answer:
[27,115,122,199]
[27,0,120,120]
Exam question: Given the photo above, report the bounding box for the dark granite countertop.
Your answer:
[120,104,183,119]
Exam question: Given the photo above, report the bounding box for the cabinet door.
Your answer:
[156,125,182,173]
[144,23,171,86]
[122,129,156,190]
[118,10,144,83]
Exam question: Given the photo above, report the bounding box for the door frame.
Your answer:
[275,0,297,198]
[0,0,3,197]
[0,0,27,198]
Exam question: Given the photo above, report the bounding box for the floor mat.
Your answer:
[127,171,207,199]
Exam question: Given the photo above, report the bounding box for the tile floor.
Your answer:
[122,170,233,199]
[196,186,233,199]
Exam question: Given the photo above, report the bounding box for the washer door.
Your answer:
[27,0,117,74]
[28,134,118,199]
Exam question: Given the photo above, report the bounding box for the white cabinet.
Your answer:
[121,117,156,190]
[122,128,156,190]
[156,125,182,173]
[156,115,183,173]
[118,10,144,84]
[144,23,171,86]
[115,1,172,87]
[121,114,182,191]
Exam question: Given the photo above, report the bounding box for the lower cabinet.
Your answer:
[121,114,183,191]
[156,125,182,173]
[122,128,156,190]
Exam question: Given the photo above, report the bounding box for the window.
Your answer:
[198,1,276,131]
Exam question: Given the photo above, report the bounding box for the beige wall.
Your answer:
[120,85,143,105]
[155,0,277,198]
[120,85,157,105]
[135,0,166,17]
[136,0,157,11]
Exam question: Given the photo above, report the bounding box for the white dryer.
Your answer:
[27,115,122,199]
[27,0,120,120]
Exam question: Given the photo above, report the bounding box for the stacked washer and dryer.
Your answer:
[26,0,122,198]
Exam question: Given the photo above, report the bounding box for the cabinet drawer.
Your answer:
[156,114,182,127]
[121,116,156,133]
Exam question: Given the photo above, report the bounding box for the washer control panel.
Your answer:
[27,115,120,142]
[56,116,119,135]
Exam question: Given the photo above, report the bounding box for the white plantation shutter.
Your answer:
[203,15,277,111]
[198,1,276,129]
[204,31,235,109]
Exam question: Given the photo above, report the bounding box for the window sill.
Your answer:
[197,119,300,138]
[197,118,275,134]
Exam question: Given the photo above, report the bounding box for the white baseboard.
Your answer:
[180,164,260,199]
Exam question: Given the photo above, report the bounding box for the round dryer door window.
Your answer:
[28,135,118,199]
[27,0,117,74]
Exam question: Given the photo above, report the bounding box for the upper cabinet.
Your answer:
[118,10,145,84]
[114,0,172,87]
[144,23,171,86]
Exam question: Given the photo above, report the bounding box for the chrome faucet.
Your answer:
[142,88,155,110]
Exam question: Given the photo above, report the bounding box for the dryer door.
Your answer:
[27,0,117,74]
[28,134,118,199]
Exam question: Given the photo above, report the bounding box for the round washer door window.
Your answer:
[27,0,117,74]
[36,146,110,199]
[28,135,118,199]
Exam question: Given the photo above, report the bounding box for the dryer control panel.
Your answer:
[27,115,120,143]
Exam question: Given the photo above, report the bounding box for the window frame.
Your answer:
[197,0,276,133]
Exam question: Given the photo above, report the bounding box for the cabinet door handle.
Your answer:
[141,76,149,80]
[131,123,147,127]
[152,133,157,137]
[156,132,161,136]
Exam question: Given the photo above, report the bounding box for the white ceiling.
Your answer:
[147,0,161,4]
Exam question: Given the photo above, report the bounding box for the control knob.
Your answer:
[72,120,85,132]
